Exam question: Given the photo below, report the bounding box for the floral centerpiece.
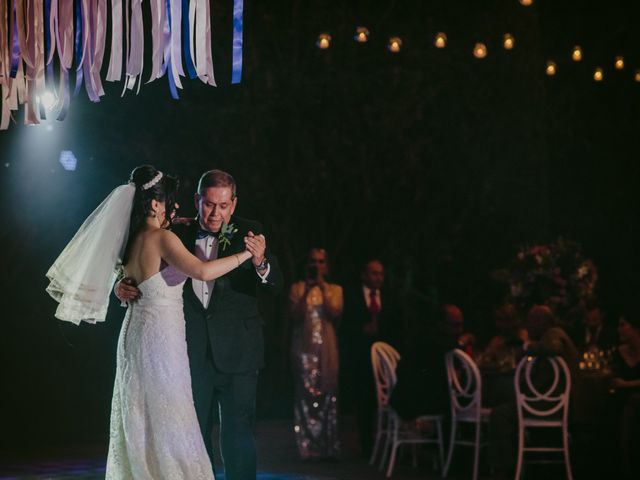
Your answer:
[494,238,598,318]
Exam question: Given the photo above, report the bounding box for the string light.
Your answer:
[519,0,533,6]
[546,61,557,76]
[503,34,515,50]
[434,32,447,49]
[614,56,624,70]
[473,43,487,59]
[388,36,402,53]
[635,70,640,82]
[572,46,583,62]
[594,67,603,82]
[354,27,370,44]
[316,33,331,49]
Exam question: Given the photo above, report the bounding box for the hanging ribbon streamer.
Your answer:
[73,0,84,96]
[164,0,179,99]
[182,0,196,79]
[106,0,123,81]
[2,0,242,130]
[231,0,243,84]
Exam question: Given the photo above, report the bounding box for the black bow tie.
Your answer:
[196,228,218,240]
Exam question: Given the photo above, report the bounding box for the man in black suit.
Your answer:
[117,169,283,480]
[340,259,398,456]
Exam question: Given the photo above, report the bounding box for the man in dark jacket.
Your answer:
[117,169,283,480]
[340,259,398,456]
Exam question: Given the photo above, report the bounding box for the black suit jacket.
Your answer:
[174,215,283,374]
[340,284,399,361]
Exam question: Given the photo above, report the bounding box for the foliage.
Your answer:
[494,238,598,317]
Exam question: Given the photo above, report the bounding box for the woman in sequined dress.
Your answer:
[289,248,344,460]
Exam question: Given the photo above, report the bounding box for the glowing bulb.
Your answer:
[594,67,603,82]
[503,34,515,50]
[546,61,557,76]
[354,27,369,43]
[519,0,533,5]
[635,70,640,82]
[434,32,447,49]
[388,36,402,53]
[572,46,582,62]
[473,43,487,59]
[615,56,624,70]
[316,33,331,50]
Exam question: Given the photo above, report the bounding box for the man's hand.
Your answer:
[115,277,140,302]
[172,216,194,226]
[244,231,267,268]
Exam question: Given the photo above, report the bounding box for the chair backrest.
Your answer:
[514,355,571,423]
[371,341,401,409]
[445,348,483,420]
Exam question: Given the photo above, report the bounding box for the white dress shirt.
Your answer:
[193,235,218,309]
[192,231,272,309]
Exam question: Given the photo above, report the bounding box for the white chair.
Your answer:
[369,342,401,468]
[384,396,445,477]
[514,355,573,480]
[443,348,491,480]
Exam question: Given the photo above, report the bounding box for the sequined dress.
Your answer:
[289,282,343,459]
[106,267,214,480]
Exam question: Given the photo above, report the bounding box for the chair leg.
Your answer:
[442,419,457,478]
[411,443,417,468]
[379,412,394,470]
[514,426,525,480]
[386,425,400,477]
[472,421,481,480]
[563,429,573,480]
[436,419,445,471]
[370,409,384,465]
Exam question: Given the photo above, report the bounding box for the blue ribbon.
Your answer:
[44,0,54,90]
[73,0,84,96]
[10,0,19,78]
[231,0,244,84]
[182,0,197,79]
[166,0,178,99]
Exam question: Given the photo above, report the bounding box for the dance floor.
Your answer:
[0,417,572,480]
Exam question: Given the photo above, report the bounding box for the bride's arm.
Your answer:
[157,230,252,281]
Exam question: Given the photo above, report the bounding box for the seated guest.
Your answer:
[572,303,617,351]
[489,305,583,478]
[478,303,525,370]
[390,304,470,421]
[442,304,476,357]
[610,310,640,479]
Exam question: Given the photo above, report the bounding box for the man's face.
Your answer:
[584,308,603,329]
[195,186,237,232]
[362,261,384,290]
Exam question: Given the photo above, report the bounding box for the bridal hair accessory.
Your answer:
[46,184,136,324]
[142,171,164,190]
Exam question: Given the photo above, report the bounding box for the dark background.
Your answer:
[0,0,638,450]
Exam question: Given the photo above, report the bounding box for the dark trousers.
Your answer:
[352,356,377,455]
[190,345,259,480]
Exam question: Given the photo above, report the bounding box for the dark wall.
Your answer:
[0,0,638,449]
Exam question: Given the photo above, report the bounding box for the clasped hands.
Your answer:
[116,230,268,302]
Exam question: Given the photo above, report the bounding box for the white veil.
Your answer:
[46,184,136,324]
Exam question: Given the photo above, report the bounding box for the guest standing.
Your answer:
[610,310,640,479]
[341,259,398,456]
[289,248,343,460]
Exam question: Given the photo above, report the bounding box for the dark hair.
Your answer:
[197,169,237,198]
[123,165,179,264]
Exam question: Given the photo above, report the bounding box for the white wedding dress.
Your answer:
[106,266,214,480]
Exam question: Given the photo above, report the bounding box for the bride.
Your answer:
[46,165,254,479]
